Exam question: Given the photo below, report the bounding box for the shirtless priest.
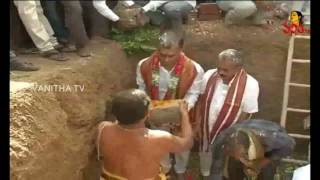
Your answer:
[96,89,193,180]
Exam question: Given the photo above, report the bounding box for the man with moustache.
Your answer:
[136,28,204,179]
[194,49,260,179]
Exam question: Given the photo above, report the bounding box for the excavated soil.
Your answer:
[10,18,310,180]
[10,38,136,180]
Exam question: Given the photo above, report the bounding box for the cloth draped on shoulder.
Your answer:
[140,51,198,100]
[140,51,199,126]
[194,69,248,152]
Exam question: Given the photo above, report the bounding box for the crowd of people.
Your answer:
[10,0,200,71]
[10,1,310,180]
[10,0,309,72]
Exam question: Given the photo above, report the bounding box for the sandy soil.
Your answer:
[10,38,135,180]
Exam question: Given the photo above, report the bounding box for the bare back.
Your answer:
[98,122,178,179]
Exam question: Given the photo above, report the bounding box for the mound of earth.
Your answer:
[10,38,136,180]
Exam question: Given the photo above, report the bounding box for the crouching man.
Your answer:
[96,89,193,180]
[210,119,296,180]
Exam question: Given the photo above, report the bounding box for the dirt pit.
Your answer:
[10,19,310,179]
[10,38,136,180]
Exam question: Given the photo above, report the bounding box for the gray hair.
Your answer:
[218,49,243,66]
[159,30,184,49]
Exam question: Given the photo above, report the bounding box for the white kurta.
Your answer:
[136,56,203,174]
[200,69,260,134]
[136,57,204,111]
[199,68,259,176]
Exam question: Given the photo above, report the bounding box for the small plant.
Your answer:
[110,25,160,55]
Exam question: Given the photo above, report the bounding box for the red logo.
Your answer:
[282,11,310,35]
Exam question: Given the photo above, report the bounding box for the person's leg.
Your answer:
[80,0,109,38]
[41,0,70,43]
[258,162,277,180]
[61,0,88,47]
[226,157,246,180]
[216,1,233,12]
[13,0,55,52]
[10,50,39,71]
[160,154,172,174]
[144,10,166,26]
[161,1,193,28]
[251,8,267,25]
[61,0,91,57]
[218,1,257,25]
[174,150,190,178]
[13,0,68,61]
[199,151,213,178]
[35,1,60,47]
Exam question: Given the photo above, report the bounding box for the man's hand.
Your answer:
[179,100,189,117]
[251,158,271,169]
[158,122,176,131]
[169,100,189,132]
[243,167,260,178]
[241,158,271,174]
[135,7,149,26]
[238,112,253,121]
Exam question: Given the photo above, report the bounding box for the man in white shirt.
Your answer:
[193,49,259,179]
[93,0,135,22]
[136,28,204,179]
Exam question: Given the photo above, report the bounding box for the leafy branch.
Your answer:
[110,25,160,55]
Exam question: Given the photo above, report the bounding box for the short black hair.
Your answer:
[111,89,150,125]
[159,19,185,49]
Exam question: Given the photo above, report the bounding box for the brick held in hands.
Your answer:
[149,100,182,126]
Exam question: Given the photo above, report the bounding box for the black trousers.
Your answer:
[59,1,110,47]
